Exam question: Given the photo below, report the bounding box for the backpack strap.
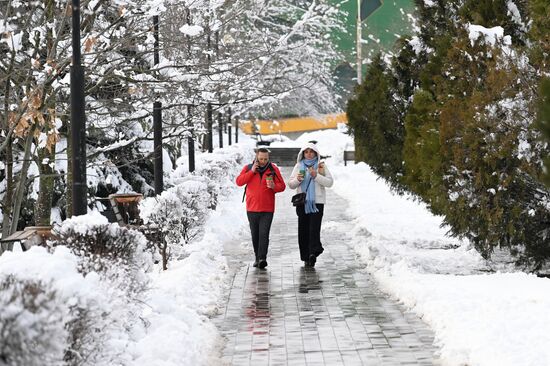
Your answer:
[242,164,253,202]
[268,163,280,182]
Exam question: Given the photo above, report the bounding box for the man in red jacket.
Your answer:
[236,148,286,269]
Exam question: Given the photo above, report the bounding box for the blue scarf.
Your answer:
[300,157,318,214]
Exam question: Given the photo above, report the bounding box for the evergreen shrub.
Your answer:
[346,0,550,269]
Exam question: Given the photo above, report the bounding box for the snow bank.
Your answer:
[372,267,550,366]
[130,190,247,365]
[0,245,136,365]
[0,137,256,366]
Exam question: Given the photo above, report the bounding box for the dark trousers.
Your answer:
[296,204,324,261]
[247,212,274,260]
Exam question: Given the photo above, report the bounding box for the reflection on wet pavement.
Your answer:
[216,168,439,365]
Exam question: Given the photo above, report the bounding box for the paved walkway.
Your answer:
[216,168,440,365]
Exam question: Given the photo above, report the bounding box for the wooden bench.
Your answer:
[0,226,55,252]
[343,150,355,166]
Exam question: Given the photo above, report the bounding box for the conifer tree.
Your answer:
[402,90,446,214]
[346,55,403,188]
[537,78,550,186]
[348,0,550,268]
[528,0,550,70]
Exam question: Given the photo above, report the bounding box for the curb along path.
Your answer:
[215,168,440,365]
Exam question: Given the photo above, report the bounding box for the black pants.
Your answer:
[296,204,324,261]
[247,212,274,260]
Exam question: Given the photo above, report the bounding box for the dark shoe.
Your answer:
[308,254,316,267]
[316,246,324,256]
[253,259,258,267]
[304,260,311,267]
[258,259,268,269]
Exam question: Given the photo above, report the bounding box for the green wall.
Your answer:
[330,0,415,106]
[332,0,415,62]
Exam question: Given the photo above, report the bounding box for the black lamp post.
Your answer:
[70,0,87,216]
[217,111,223,149]
[153,15,163,195]
[187,105,195,172]
[206,103,213,153]
[235,116,239,143]
[227,108,232,146]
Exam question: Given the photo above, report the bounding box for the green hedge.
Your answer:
[346,0,550,270]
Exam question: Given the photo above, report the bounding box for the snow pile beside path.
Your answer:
[0,244,144,365]
[130,189,247,365]
[299,128,550,366]
[374,267,550,366]
[332,162,480,275]
[0,247,98,363]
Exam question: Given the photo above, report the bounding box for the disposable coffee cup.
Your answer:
[266,175,273,186]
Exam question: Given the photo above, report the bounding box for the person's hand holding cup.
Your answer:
[297,169,305,182]
[266,174,274,189]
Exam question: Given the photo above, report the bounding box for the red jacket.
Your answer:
[236,163,286,212]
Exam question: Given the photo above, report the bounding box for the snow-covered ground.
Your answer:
[1,128,549,366]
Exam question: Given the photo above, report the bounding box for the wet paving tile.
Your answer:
[215,168,440,365]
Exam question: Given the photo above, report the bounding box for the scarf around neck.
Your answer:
[257,162,270,175]
[300,157,319,214]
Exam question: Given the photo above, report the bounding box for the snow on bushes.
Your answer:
[193,149,246,196]
[0,276,67,366]
[50,211,155,296]
[141,145,249,267]
[49,213,158,366]
[0,246,122,366]
[170,146,248,196]
[0,210,159,366]
[140,180,211,266]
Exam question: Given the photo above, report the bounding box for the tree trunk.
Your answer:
[1,45,15,248]
[35,141,56,226]
[10,126,37,235]
[35,0,57,226]
[1,142,14,252]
